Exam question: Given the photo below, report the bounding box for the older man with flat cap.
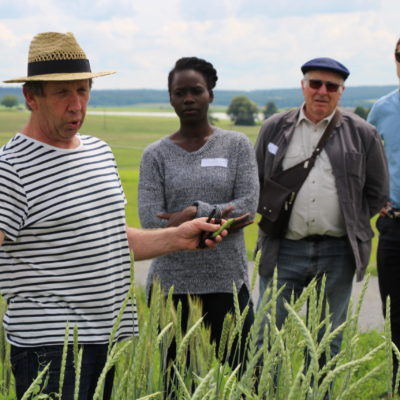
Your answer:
[0,32,227,400]
[255,57,388,376]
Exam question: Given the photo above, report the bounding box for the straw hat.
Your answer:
[4,32,115,83]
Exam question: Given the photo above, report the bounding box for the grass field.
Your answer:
[0,109,378,270]
[87,104,229,112]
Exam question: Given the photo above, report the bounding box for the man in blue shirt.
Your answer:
[368,37,400,394]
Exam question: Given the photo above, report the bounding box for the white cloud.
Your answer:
[1,0,400,89]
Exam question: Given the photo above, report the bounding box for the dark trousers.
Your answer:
[377,216,400,391]
[163,285,254,398]
[168,285,254,368]
[11,344,114,400]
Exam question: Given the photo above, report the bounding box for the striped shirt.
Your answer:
[0,133,138,346]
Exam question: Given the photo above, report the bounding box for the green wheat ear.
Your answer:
[58,321,70,397]
[218,313,233,362]
[20,363,51,400]
[73,347,83,400]
[12,267,391,400]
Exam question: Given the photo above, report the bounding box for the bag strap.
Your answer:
[270,109,342,183]
[304,109,341,170]
[258,110,342,237]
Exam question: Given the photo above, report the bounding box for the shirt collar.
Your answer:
[296,103,336,127]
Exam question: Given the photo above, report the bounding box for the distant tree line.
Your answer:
[225,95,372,126]
[0,89,371,127]
[0,85,396,109]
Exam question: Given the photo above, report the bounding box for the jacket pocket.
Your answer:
[345,152,364,179]
[345,152,365,209]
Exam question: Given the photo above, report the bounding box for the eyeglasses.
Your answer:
[395,52,400,63]
[305,79,343,93]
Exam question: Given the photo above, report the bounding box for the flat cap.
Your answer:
[301,57,350,80]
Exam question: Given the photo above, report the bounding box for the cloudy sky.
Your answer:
[1,0,399,90]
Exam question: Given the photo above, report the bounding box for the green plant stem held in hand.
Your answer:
[211,218,235,238]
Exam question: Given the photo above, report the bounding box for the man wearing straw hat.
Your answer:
[0,32,226,399]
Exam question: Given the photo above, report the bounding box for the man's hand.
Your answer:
[380,201,392,216]
[175,217,228,250]
[126,218,228,260]
[157,205,198,227]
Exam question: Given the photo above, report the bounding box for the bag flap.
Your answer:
[258,178,294,222]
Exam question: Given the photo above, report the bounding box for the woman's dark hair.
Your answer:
[168,57,218,96]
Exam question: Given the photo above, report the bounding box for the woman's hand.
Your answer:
[157,205,198,227]
[227,212,253,233]
[221,206,253,233]
[157,204,253,232]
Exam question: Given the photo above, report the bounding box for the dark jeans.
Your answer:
[257,237,355,399]
[377,216,400,391]
[258,237,355,357]
[11,344,114,400]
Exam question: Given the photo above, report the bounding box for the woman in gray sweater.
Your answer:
[138,57,259,373]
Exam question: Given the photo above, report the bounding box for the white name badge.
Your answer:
[201,158,228,167]
[268,142,278,155]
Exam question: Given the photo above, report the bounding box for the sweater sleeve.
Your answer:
[138,146,168,229]
[195,134,259,219]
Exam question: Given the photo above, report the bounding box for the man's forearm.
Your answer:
[126,218,224,261]
[126,226,183,260]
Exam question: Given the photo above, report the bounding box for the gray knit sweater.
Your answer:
[138,127,259,296]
